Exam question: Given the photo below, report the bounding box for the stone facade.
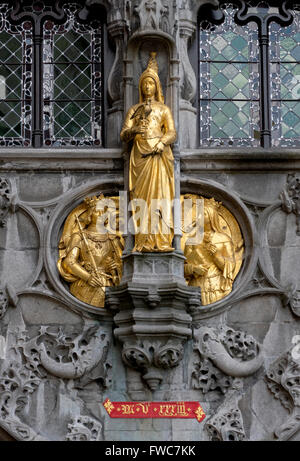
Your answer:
[0,0,299,441]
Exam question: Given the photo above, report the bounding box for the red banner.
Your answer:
[103,399,205,422]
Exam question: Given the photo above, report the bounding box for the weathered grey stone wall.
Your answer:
[0,0,299,441]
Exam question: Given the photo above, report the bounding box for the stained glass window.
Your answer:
[0,1,103,148]
[199,2,300,148]
[199,5,260,147]
[0,4,32,147]
[271,8,300,147]
[43,4,102,146]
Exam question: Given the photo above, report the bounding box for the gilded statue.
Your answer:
[57,195,123,308]
[182,195,244,305]
[120,52,176,252]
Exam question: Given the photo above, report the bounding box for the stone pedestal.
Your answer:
[106,252,200,390]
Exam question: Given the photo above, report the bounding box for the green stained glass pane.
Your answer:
[54,30,91,62]
[291,45,300,61]
[54,101,91,138]
[279,64,300,100]
[211,36,227,52]
[213,111,228,126]
[281,37,296,52]
[282,111,299,127]
[0,32,22,63]
[222,45,238,60]
[210,122,225,137]
[212,73,228,89]
[236,111,248,125]
[210,103,219,116]
[232,73,248,90]
[0,102,21,136]
[222,82,239,98]
[54,64,91,99]
[222,102,239,117]
[231,36,247,52]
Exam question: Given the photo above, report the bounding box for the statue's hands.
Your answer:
[194,264,209,276]
[106,260,118,272]
[87,274,103,287]
[207,243,217,255]
[153,140,165,155]
[132,119,149,136]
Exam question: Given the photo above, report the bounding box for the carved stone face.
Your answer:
[141,76,156,99]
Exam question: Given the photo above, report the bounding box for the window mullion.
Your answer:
[258,22,272,148]
[32,21,43,148]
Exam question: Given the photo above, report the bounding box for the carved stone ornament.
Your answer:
[282,284,300,318]
[129,0,174,35]
[205,395,247,441]
[193,325,264,380]
[0,303,111,440]
[266,349,300,440]
[0,284,18,320]
[21,324,111,384]
[65,416,102,441]
[0,287,9,320]
[122,339,184,390]
[0,178,11,227]
[280,174,300,235]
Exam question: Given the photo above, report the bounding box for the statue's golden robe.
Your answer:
[121,100,176,252]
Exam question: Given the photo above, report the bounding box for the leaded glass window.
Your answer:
[200,6,260,146]
[43,4,102,146]
[199,1,300,148]
[0,4,32,147]
[0,1,103,148]
[271,8,300,146]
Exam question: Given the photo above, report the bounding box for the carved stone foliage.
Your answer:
[192,357,233,394]
[193,326,263,387]
[0,356,45,441]
[65,416,102,441]
[0,178,11,227]
[280,174,300,236]
[266,349,300,440]
[282,285,300,318]
[205,397,247,441]
[22,324,111,386]
[0,287,8,320]
[0,361,41,420]
[0,305,111,441]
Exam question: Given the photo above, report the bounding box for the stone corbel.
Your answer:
[122,338,184,390]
